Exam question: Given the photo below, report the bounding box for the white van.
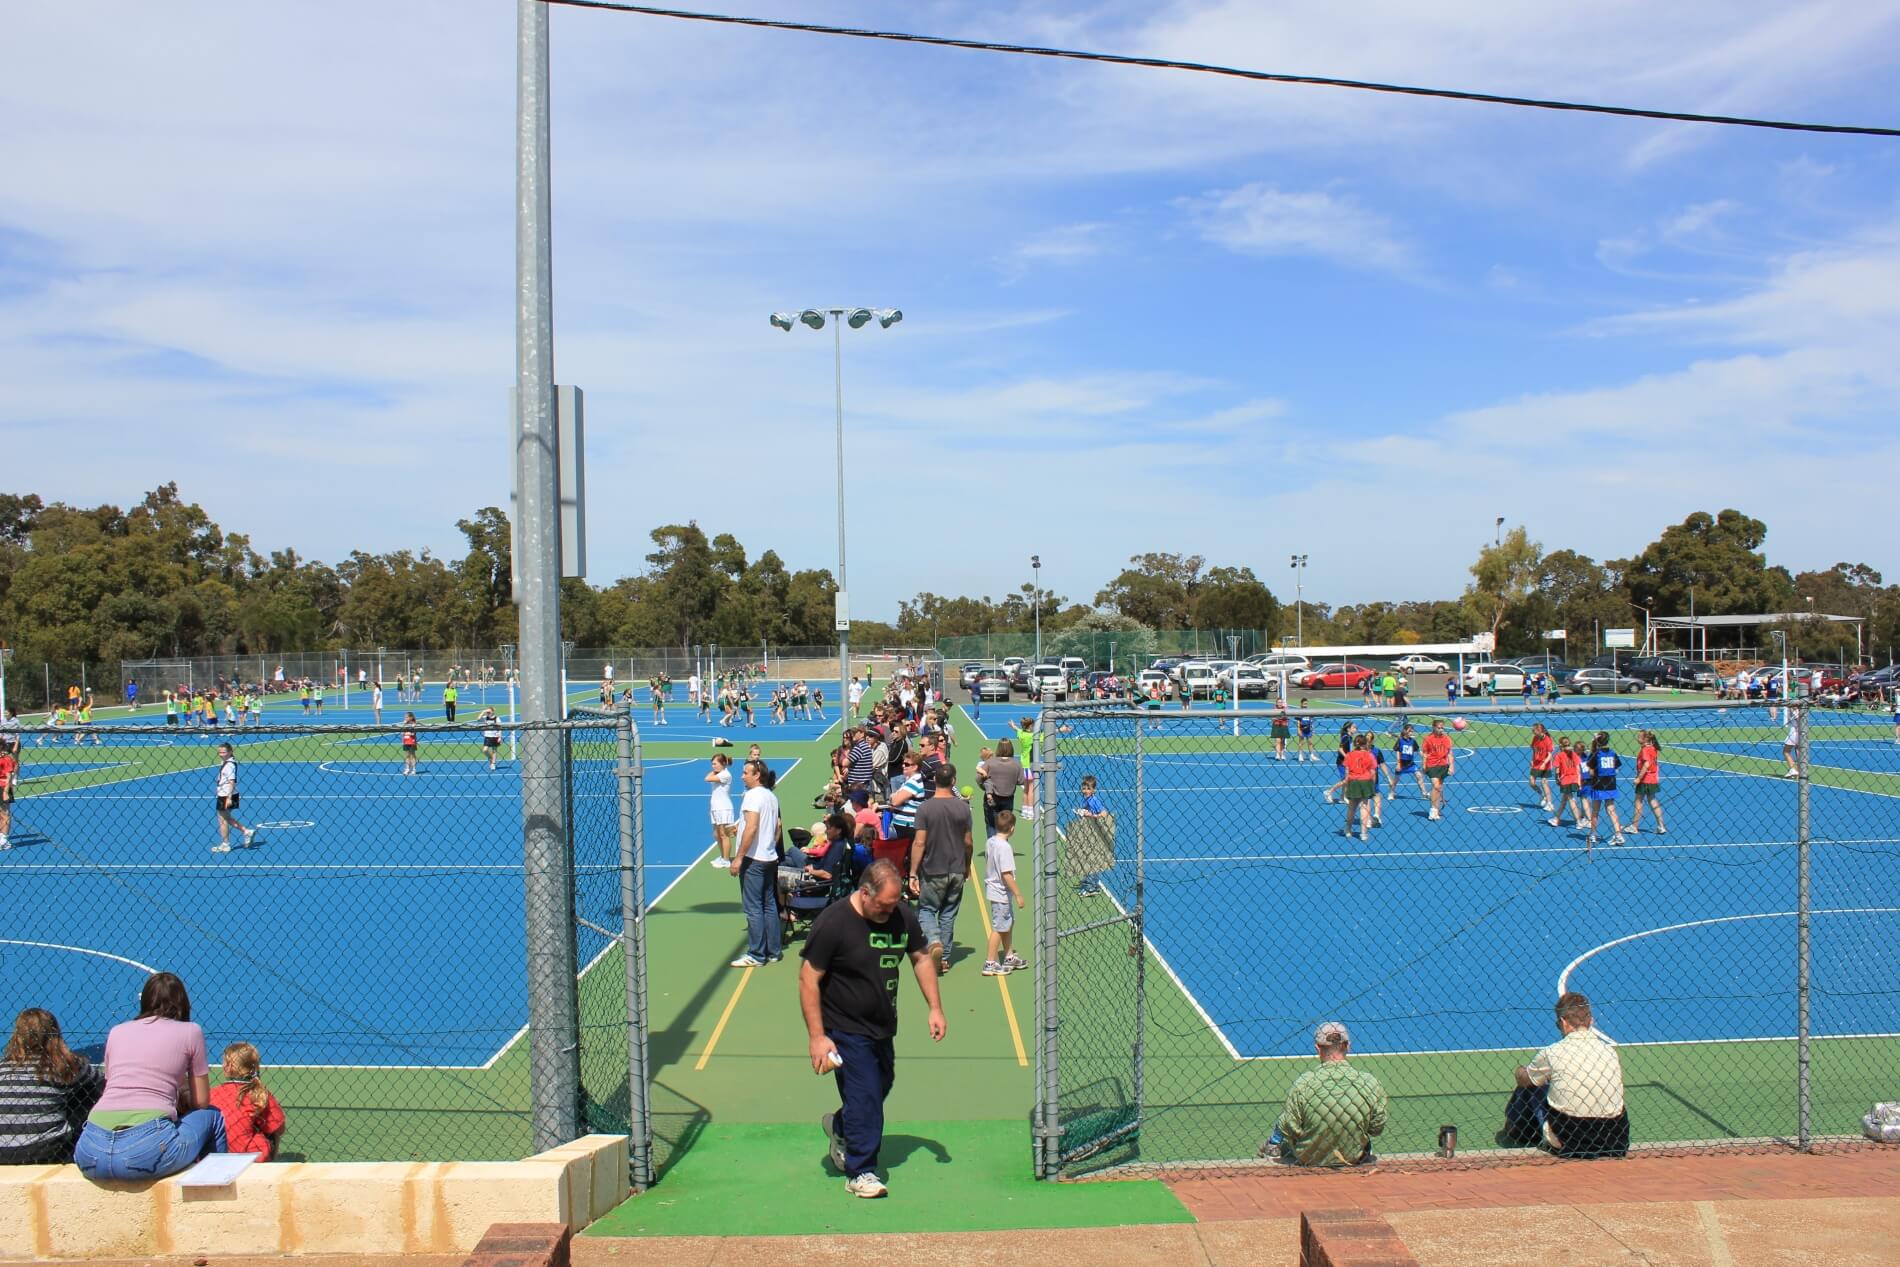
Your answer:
[1029,664,1066,701]
[1177,661,1218,699]
[1462,662,1526,693]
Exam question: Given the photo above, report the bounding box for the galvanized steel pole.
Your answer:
[516,0,579,1152]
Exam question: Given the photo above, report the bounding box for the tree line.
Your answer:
[0,489,1893,707]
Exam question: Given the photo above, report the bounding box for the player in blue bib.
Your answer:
[1390,724,1426,799]
[1584,731,1626,847]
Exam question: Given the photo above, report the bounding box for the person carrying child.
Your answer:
[209,1042,286,1159]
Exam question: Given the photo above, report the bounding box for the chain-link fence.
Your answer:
[0,715,649,1181]
[1031,698,1900,1177]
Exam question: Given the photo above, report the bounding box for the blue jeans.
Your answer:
[738,857,782,960]
[74,1112,227,1181]
[830,1030,896,1176]
[916,873,964,958]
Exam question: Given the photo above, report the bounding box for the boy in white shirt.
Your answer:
[981,809,1027,976]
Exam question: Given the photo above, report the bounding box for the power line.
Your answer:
[542,1,1900,139]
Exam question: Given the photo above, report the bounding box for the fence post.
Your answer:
[615,709,652,1188]
[1795,700,1812,1151]
[1132,714,1147,1139]
[1033,706,1061,1179]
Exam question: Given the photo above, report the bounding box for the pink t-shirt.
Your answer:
[93,1017,208,1118]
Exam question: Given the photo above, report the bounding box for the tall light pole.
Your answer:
[1494,516,1505,547]
[1031,555,1042,663]
[1289,554,1307,647]
[771,306,903,719]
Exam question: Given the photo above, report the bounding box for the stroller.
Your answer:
[779,827,863,941]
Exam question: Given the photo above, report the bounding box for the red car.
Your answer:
[1299,662,1376,690]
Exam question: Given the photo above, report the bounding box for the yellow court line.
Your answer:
[968,857,1030,1068]
[694,964,754,1071]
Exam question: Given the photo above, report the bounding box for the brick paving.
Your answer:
[1167,1147,1900,1222]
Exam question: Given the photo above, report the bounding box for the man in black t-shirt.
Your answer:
[801,859,945,1198]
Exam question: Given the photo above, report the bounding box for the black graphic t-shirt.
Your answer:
[802,896,927,1040]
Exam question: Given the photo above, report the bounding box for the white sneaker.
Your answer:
[1358,831,1369,842]
[1547,817,1561,828]
[845,1173,887,1199]
[1611,834,1625,847]
[1323,791,1335,804]
[1655,827,1667,835]
[243,830,256,847]
[0,836,9,850]
[1784,769,1799,779]
[707,855,729,868]
[211,842,231,853]
[1428,809,1440,821]
[1625,826,1639,835]
[730,954,766,968]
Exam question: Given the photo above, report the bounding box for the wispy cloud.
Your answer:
[1180,182,1411,273]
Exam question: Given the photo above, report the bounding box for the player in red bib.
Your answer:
[1420,719,1455,821]
[1342,736,1379,842]
[1528,722,1556,814]
[1627,730,1667,836]
[1548,736,1585,830]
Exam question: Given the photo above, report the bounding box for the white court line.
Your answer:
[0,938,158,975]
[1057,823,1243,1062]
[19,762,134,784]
[267,759,797,1071]
[1132,837,1900,865]
[1559,907,1900,994]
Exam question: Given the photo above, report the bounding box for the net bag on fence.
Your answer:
[1065,812,1117,883]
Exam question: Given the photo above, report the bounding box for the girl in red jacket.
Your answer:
[210,1041,286,1159]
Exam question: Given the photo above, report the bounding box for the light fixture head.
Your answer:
[846,308,873,329]
[1031,554,1040,569]
[877,308,903,329]
[769,312,795,331]
[799,309,826,330]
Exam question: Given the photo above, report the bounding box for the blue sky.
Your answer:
[4,1,1898,620]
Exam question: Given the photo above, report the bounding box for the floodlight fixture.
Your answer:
[769,312,796,331]
[799,309,826,330]
[846,308,873,329]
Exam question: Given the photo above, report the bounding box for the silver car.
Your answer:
[1568,668,1645,694]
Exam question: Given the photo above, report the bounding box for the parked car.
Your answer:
[1625,657,1719,689]
[1000,655,1027,679]
[1462,663,1527,693]
[1136,668,1172,697]
[1299,662,1376,690]
[1176,661,1219,698]
[974,668,1013,702]
[1217,664,1280,699]
[1568,668,1645,694]
[1008,660,1035,692]
[1247,652,1312,674]
[1391,654,1450,674]
[957,661,991,690]
[1504,661,1580,680]
[1027,664,1066,701]
[1058,655,1088,680]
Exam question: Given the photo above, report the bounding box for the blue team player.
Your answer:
[1445,677,1461,706]
[1390,723,1427,799]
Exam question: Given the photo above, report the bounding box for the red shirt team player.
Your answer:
[1421,720,1456,822]
[1528,723,1556,815]
[1629,730,1667,836]
[1341,737,1379,841]
[0,748,16,849]
[1548,737,1586,830]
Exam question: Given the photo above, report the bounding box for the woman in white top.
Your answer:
[730,759,782,967]
[705,752,737,868]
